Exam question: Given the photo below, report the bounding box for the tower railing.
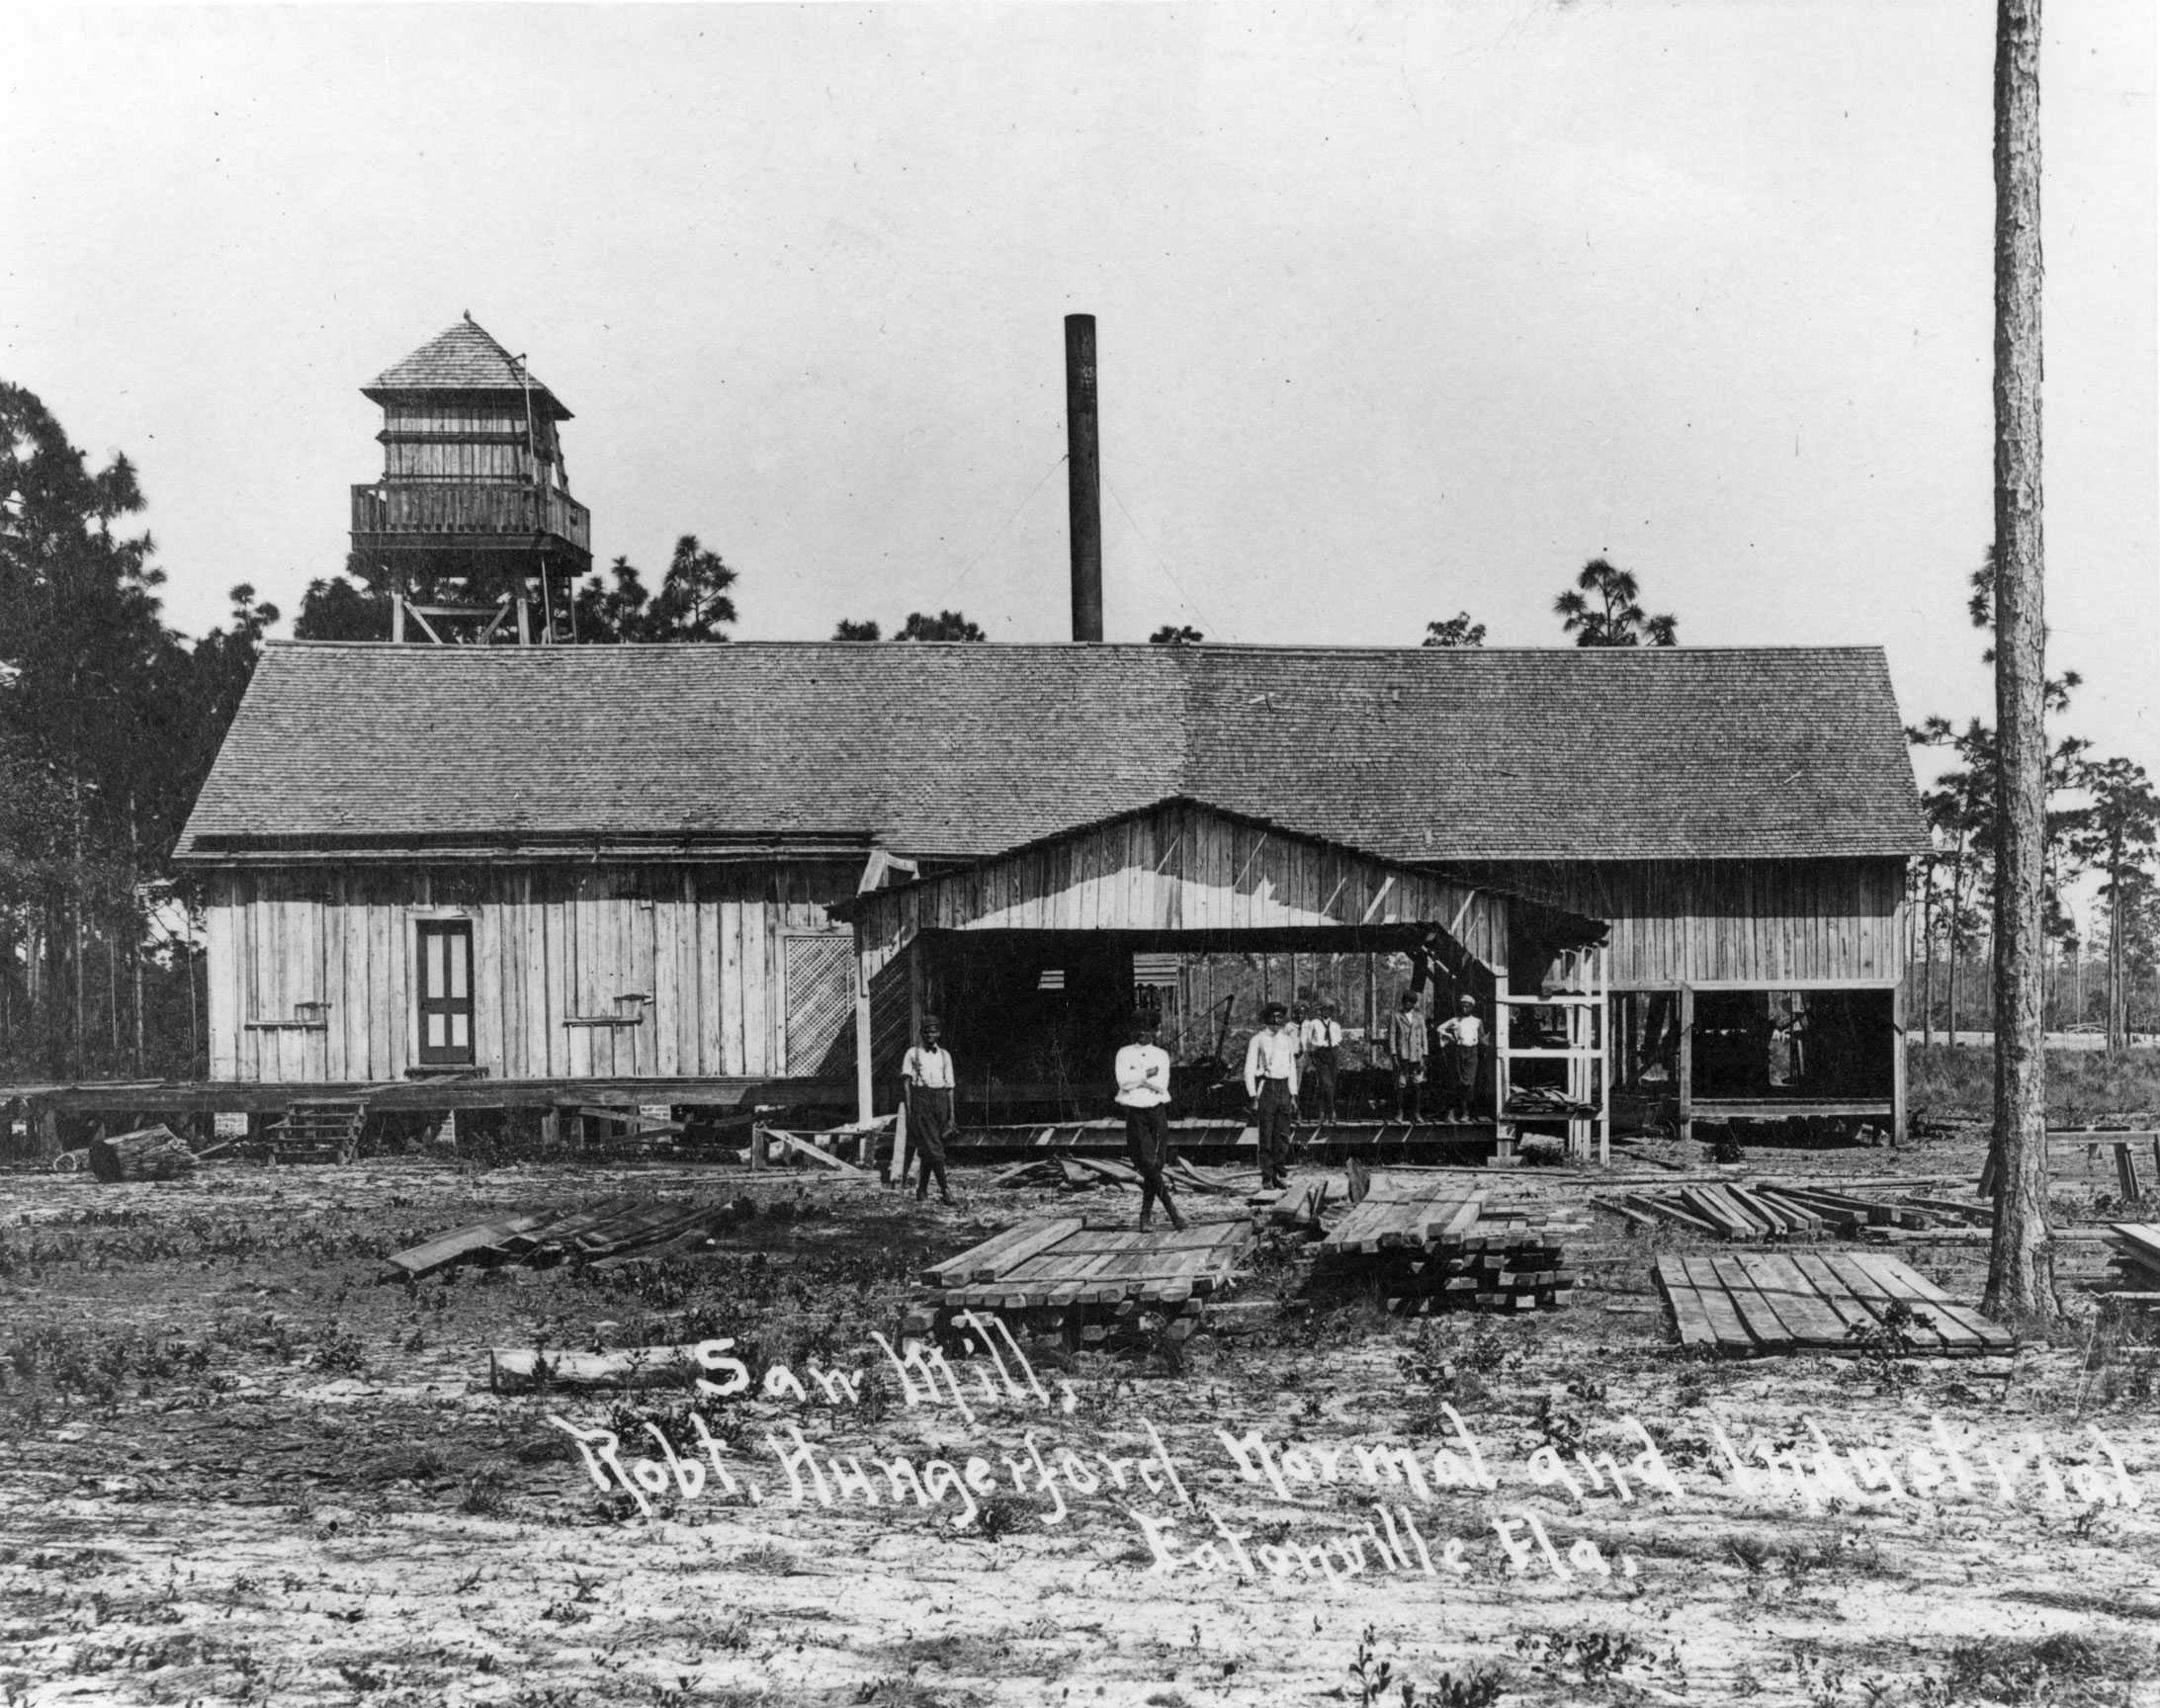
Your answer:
[350,483,590,555]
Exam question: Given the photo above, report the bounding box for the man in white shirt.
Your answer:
[901,1015,957,1204]
[1299,1002,1343,1124]
[1114,1013,1184,1231]
[1244,1002,1301,1189]
[1433,995,1487,1123]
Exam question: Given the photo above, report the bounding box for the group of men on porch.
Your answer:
[898,988,1493,1210]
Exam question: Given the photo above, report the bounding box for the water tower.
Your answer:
[350,313,592,641]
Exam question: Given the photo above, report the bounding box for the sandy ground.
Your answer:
[2,1132,2158,1708]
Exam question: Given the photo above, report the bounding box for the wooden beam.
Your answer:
[1678,983,1695,1146]
[1891,979,1909,1145]
[854,941,874,1127]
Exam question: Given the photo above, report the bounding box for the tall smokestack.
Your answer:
[1064,313,1103,643]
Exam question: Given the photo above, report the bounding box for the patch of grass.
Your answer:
[1912,1043,2160,1122]
[733,1543,799,1575]
[1931,1632,2158,1704]
[459,1465,511,1516]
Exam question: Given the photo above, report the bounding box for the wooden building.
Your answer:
[174,640,1924,1145]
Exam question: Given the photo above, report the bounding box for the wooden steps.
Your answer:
[266,1099,366,1164]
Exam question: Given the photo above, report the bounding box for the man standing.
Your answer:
[1114,1013,1185,1231]
[1244,1002,1301,1189]
[901,1014,957,1205]
[1434,994,1487,1122]
[1300,1002,1343,1125]
[1386,990,1428,1123]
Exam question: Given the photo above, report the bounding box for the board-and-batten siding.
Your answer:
[1480,859,1906,988]
[856,802,1510,967]
[207,863,857,1084]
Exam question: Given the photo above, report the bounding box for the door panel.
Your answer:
[417,921,476,1067]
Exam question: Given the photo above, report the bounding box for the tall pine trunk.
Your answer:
[1922,853,1938,1047]
[2107,840,2126,1054]
[1985,0,2055,1324]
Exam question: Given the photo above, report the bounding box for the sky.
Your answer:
[3,2,2154,811]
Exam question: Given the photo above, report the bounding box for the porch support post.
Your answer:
[1891,979,1909,1145]
[1678,982,1695,1147]
[854,937,875,1129]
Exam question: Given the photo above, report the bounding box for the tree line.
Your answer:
[5,372,2150,1081]
[1905,560,2158,1053]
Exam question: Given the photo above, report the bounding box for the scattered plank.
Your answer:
[383,1212,557,1279]
[489,1343,704,1394]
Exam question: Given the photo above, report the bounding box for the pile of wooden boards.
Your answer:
[1317,1174,1571,1314]
[908,1215,1254,1348]
[80,1125,200,1183]
[2101,1224,2160,1304]
[382,1196,732,1280]
[1618,1182,1996,1241]
[987,1154,1260,1198]
[1654,1250,2015,1356]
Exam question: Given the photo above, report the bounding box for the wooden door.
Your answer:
[417,921,476,1067]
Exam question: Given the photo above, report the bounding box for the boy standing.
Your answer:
[1386,990,1428,1122]
[1434,994,1487,1122]
[1299,1002,1343,1124]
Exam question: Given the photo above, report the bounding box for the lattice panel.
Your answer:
[783,934,856,1077]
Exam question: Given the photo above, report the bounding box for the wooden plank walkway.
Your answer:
[1654,1251,2015,1356]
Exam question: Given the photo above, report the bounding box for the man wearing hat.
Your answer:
[901,1014,957,1204]
[1243,1002,1301,1190]
[1113,1012,1185,1231]
[1434,994,1488,1123]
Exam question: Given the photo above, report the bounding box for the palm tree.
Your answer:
[1553,559,1679,647]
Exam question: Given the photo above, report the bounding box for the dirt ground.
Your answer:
[4,1124,2159,1708]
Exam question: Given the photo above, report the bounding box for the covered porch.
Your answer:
[833,799,1611,1161]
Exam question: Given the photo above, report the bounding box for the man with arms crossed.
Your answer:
[1114,1013,1185,1231]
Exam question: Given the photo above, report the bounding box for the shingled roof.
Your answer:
[364,315,571,418]
[175,642,1923,864]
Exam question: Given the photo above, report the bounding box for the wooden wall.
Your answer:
[852,802,1512,969]
[205,861,858,1085]
[1477,859,1907,989]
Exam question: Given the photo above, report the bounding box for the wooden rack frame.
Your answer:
[1494,946,1610,1165]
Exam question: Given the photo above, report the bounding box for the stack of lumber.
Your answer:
[1317,1173,1571,1314]
[2101,1224,2160,1303]
[382,1196,733,1280]
[85,1125,199,1183]
[908,1215,1254,1348]
[266,1100,366,1164]
[1654,1250,2015,1356]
